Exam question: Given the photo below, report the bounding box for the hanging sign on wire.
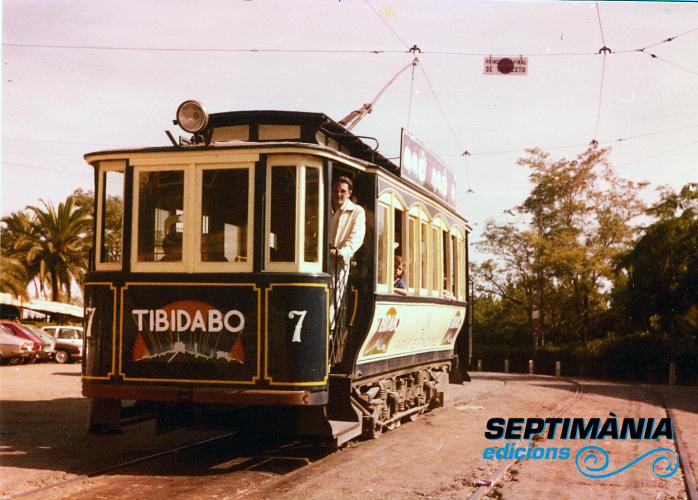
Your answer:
[484,56,528,75]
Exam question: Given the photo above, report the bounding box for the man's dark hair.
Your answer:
[333,175,353,192]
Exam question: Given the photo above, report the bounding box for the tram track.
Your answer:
[654,388,698,500]
[469,377,695,500]
[3,377,505,499]
[468,376,585,500]
[6,430,341,500]
[5,432,240,499]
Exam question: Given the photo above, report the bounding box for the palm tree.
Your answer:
[0,255,29,299]
[24,198,91,302]
[1,211,37,297]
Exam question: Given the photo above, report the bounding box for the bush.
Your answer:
[471,332,698,384]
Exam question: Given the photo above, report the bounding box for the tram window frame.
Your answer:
[442,228,452,297]
[431,215,448,299]
[407,215,417,292]
[131,164,191,273]
[376,191,407,295]
[376,202,390,290]
[193,162,255,273]
[95,160,126,271]
[264,155,324,273]
[452,226,466,301]
[407,204,432,297]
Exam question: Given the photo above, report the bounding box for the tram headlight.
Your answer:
[176,100,209,134]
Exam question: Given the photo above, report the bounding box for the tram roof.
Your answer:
[216,110,400,172]
[85,110,400,174]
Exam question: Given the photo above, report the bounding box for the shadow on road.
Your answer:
[0,397,333,484]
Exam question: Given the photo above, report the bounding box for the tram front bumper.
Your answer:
[83,383,328,406]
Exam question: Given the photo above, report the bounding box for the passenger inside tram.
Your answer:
[393,254,407,295]
[160,215,182,262]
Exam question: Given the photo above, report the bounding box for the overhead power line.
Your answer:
[617,139,698,168]
[3,161,91,178]
[593,2,609,140]
[362,0,410,49]
[438,123,698,157]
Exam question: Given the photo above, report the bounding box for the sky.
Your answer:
[2,0,697,257]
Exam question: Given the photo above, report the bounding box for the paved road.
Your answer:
[1,364,695,499]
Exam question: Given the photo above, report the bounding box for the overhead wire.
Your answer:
[637,26,698,51]
[646,53,698,77]
[4,15,696,187]
[2,41,604,58]
[407,59,417,130]
[4,161,91,178]
[617,139,698,169]
[2,42,405,55]
[593,2,609,140]
[438,123,698,157]
[361,0,473,191]
[361,0,410,49]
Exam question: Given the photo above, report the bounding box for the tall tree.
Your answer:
[476,145,646,346]
[614,183,698,338]
[24,198,91,301]
[474,221,540,346]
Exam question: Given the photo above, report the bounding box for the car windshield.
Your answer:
[22,325,54,343]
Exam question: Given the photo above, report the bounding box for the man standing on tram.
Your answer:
[329,175,365,330]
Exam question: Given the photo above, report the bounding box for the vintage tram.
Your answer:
[82,100,470,444]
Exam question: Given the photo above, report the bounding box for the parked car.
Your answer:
[0,324,36,365]
[0,321,43,361]
[43,325,84,364]
[21,324,57,361]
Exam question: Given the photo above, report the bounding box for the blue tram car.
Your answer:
[82,101,470,444]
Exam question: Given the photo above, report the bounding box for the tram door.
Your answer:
[328,168,372,367]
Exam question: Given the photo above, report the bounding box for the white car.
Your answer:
[42,326,84,363]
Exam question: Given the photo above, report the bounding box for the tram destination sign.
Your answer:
[400,129,456,206]
[484,55,528,75]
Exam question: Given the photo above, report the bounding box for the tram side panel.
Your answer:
[354,301,466,380]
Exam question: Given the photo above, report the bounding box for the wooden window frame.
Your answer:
[95,160,126,271]
[264,155,324,273]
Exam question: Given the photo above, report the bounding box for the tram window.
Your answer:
[407,216,417,290]
[393,207,405,294]
[269,166,297,262]
[136,170,184,262]
[304,167,320,263]
[458,237,466,300]
[431,226,440,293]
[443,229,451,294]
[420,222,429,290]
[451,233,459,295]
[376,203,389,286]
[99,169,124,265]
[200,168,249,263]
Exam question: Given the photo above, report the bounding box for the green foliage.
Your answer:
[474,171,697,382]
[0,255,29,299]
[475,145,646,347]
[613,182,698,340]
[1,195,92,302]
